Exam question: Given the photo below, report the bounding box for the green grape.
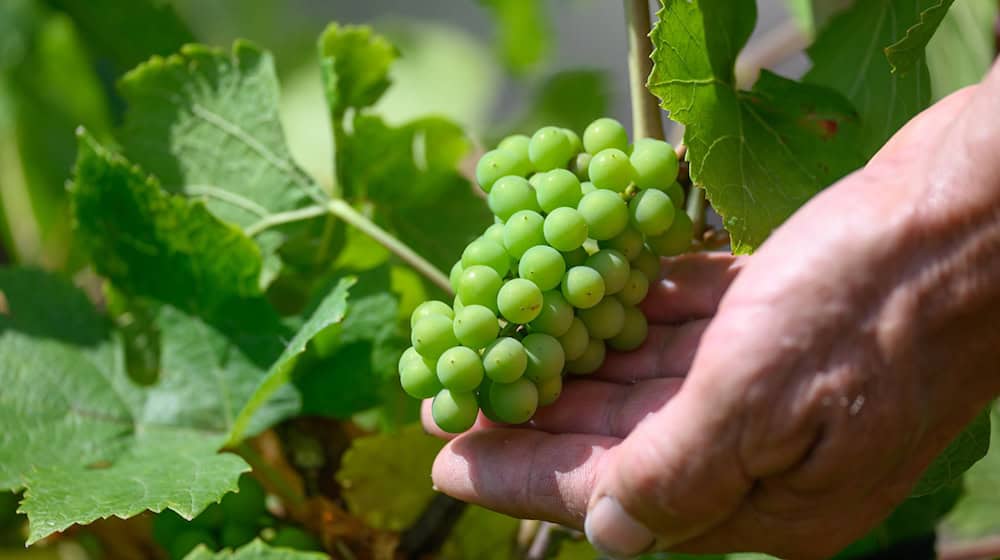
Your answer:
[562,128,583,153]
[518,245,566,291]
[562,247,589,267]
[432,389,480,433]
[522,333,565,382]
[543,207,588,252]
[577,189,628,240]
[476,378,500,422]
[411,314,460,359]
[528,172,544,189]
[152,510,188,547]
[571,153,593,181]
[608,305,648,351]
[476,149,523,192]
[566,338,606,375]
[619,268,650,306]
[220,475,267,526]
[488,378,539,424]
[497,278,544,324]
[588,148,635,192]
[453,304,500,349]
[535,375,563,407]
[535,168,583,212]
[578,297,625,340]
[630,138,679,189]
[529,126,575,171]
[647,208,693,256]
[269,527,322,551]
[633,248,661,281]
[169,529,218,560]
[461,238,510,277]
[399,346,442,399]
[453,295,465,314]
[580,181,597,195]
[482,337,528,383]
[410,300,454,328]
[449,261,463,293]
[561,266,606,309]
[483,222,507,246]
[585,249,630,295]
[661,181,686,207]
[503,210,546,259]
[436,346,485,392]
[221,522,258,549]
[558,317,589,361]
[529,290,574,336]
[629,188,676,236]
[605,227,643,260]
[458,265,503,312]
[192,503,225,529]
[497,134,532,175]
[583,117,629,153]
[489,176,540,220]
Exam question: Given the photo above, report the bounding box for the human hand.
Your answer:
[424,64,1000,559]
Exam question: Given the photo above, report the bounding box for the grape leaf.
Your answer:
[479,0,551,74]
[439,505,520,560]
[926,0,998,100]
[804,0,943,157]
[648,0,864,254]
[71,132,264,317]
[943,404,1000,538]
[317,23,398,119]
[183,539,328,559]
[335,424,442,531]
[884,0,956,74]
[912,406,991,497]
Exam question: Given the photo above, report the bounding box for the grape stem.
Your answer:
[687,186,707,238]
[626,0,665,141]
[244,200,453,295]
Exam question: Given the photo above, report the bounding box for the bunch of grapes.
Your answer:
[399,117,691,433]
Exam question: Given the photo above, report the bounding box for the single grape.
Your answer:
[566,338,606,375]
[661,181,686,207]
[220,522,258,549]
[410,300,454,328]
[543,207,589,252]
[522,333,565,383]
[647,208,693,256]
[399,347,443,398]
[529,126,575,171]
[558,317,589,361]
[411,314,459,359]
[630,138,679,189]
[461,238,510,277]
[608,305,648,351]
[605,227,643,260]
[619,268,650,306]
[449,261,463,293]
[503,210,546,259]
[483,223,506,246]
[436,346,485,392]
[562,128,583,153]
[482,337,528,383]
[629,188,676,236]
[477,378,500,422]
[588,148,635,192]
[578,297,625,340]
[571,153,593,181]
[528,172,544,189]
[269,527,322,551]
[561,266,606,309]
[457,265,503,312]
[488,378,539,424]
[476,149,522,192]
[518,245,566,291]
[529,290,574,336]
[535,168,583,212]
[535,375,563,407]
[453,304,501,349]
[432,389,479,433]
[580,181,597,195]
[489,176,540,221]
[497,134,532,176]
[585,249,630,295]
[497,278,544,324]
[632,248,661,281]
[577,189,628,240]
[583,117,628,153]
[562,247,589,267]
[169,530,218,560]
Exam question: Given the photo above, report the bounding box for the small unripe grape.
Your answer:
[562,247,589,268]
[518,245,566,292]
[529,290,574,336]
[449,261,463,292]
[458,265,503,313]
[657,181,685,207]
[399,347,443,398]
[497,134,532,176]
[558,317,589,361]
[489,176,540,221]
[632,248,661,282]
[462,238,510,277]
[498,278,544,324]
[503,210,546,259]
[483,337,528,383]
[561,266,606,309]
[647,209,693,256]
[543,208,589,252]
[577,190,628,240]
[432,389,479,433]
[630,138,679,189]
[588,148,635,192]
[629,188,676,236]
[571,153,593,181]
[522,333,565,383]
[410,300,454,328]
[585,249,630,295]
[437,346,485,392]
[476,149,523,192]
[483,223,507,246]
[562,128,583,153]
[619,268,650,306]
[488,378,539,424]
[583,117,628,154]
[453,304,500,349]
[566,338,606,375]
[535,375,563,407]
[580,181,597,195]
[535,169,583,213]
[578,297,625,340]
[608,305,648,351]
[529,126,575,171]
[412,314,459,359]
[605,227,643,260]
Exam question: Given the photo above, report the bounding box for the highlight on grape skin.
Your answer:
[399,117,688,434]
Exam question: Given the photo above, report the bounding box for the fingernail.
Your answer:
[585,496,655,559]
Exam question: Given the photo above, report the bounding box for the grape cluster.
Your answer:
[400,118,691,433]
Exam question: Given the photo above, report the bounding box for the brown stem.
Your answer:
[626,0,665,141]
[397,493,468,558]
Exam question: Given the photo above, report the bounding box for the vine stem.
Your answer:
[626,0,665,141]
[245,200,453,295]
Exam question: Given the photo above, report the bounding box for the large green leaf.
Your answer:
[439,505,520,560]
[317,23,398,120]
[183,539,328,560]
[648,0,864,253]
[912,407,991,497]
[884,0,956,74]
[943,405,1000,538]
[926,0,998,100]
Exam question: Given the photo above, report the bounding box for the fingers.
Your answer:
[641,253,744,324]
[529,377,684,438]
[591,320,710,383]
[432,428,618,526]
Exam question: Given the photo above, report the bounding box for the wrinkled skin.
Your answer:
[423,61,1000,559]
